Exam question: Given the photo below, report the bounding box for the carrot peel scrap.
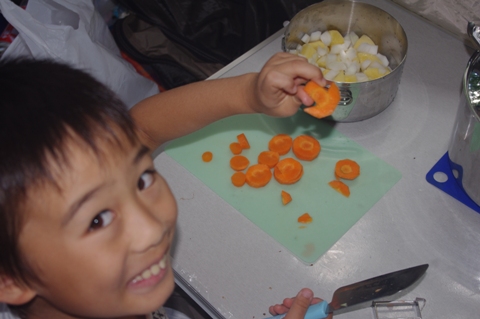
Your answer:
[281,190,292,205]
[298,212,313,224]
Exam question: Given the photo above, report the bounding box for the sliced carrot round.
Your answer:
[292,135,321,161]
[202,151,213,162]
[328,180,350,197]
[258,150,280,168]
[237,133,250,149]
[230,155,250,171]
[268,134,292,155]
[229,142,243,155]
[303,81,341,119]
[274,158,303,184]
[245,164,272,188]
[281,190,292,205]
[335,159,360,180]
[231,171,246,187]
[298,212,313,224]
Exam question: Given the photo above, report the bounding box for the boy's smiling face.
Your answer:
[17,131,177,318]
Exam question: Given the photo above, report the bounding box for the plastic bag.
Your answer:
[0,0,159,108]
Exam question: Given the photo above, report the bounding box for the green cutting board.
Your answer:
[165,111,401,264]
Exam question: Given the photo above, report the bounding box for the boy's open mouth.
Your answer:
[131,254,168,284]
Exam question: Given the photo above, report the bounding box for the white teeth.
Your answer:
[151,264,160,275]
[133,254,168,283]
[141,269,152,280]
[159,255,167,269]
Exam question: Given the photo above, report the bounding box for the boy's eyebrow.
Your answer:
[134,145,151,164]
[62,145,151,226]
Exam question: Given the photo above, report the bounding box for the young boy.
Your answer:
[0,53,332,319]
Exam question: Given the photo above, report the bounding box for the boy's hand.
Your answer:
[250,52,326,118]
[268,288,333,319]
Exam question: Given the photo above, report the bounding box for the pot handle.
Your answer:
[339,87,353,106]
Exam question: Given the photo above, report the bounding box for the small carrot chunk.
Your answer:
[245,164,272,188]
[268,134,293,155]
[237,133,250,149]
[335,159,360,180]
[274,158,303,185]
[328,180,350,197]
[258,150,280,168]
[202,151,213,162]
[298,212,313,224]
[292,135,321,161]
[303,81,341,119]
[281,190,292,205]
[231,171,246,187]
[230,155,250,171]
[229,142,243,155]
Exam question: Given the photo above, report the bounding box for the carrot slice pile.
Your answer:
[298,212,313,224]
[303,81,341,119]
[230,155,250,171]
[274,158,303,184]
[231,171,246,187]
[335,159,360,180]
[328,180,350,197]
[281,190,292,205]
[237,133,250,149]
[245,164,272,188]
[258,150,280,168]
[229,142,243,155]
[292,135,321,161]
[202,151,213,162]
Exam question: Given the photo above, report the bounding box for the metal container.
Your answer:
[448,50,480,206]
[282,0,408,122]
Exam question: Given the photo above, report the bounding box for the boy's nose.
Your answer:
[126,200,167,253]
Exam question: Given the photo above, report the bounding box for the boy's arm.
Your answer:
[130,52,325,150]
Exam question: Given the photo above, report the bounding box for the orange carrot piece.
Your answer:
[230,155,250,171]
[237,133,250,149]
[335,159,360,180]
[281,190,292,205]
[292,135,321,161]
[202,151,213,162]
[274,158,303,184]
[229,142,243,155]
[328,180,350,197]
[268,134,293,155]
[245,164,272,188]
[231,171,246,187]
[298,212,313,224]
[258,150,280,168]
[303,81,341,119]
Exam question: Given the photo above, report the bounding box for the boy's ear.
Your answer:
[0,275,36,305]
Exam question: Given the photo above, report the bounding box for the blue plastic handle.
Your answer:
[266,300,329,319]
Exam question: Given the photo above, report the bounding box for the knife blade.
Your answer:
[267,264,428,319]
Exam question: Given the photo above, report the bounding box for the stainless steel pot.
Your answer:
[282,0,408,122]
[447,49,480,206]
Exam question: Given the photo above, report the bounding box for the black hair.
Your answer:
[0,58,137,284]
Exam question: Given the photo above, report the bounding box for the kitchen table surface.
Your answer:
[153,0,480,318]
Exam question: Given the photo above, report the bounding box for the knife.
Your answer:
[267,264,428,319]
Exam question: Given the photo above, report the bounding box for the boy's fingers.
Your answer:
[283,288,314,319]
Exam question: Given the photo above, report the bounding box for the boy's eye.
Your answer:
[89,210,114,231]
[138,170,155,190]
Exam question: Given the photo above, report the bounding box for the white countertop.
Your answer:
[153,0,480,318]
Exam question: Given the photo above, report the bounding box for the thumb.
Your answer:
[283,288,314,319]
